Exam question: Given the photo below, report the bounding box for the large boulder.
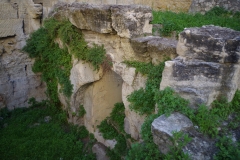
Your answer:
[177,25,240,64]
[50,2,153,38]
[161,26,240,108]
[152,113,216,160]
[110,5,152,38]
[160,57,240,108]
[151,112,193,154]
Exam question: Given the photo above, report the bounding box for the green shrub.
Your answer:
[23,19,108,105]
[152,7,240,37]
[165,131,192,160]
[214,136,240,160]
[125,61,165,115]
[0,100,96,160]
[97,103,129,159]
[78,105,86,117]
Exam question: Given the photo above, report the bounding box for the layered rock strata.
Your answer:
[160,25,240,108]
[0,0,46,110]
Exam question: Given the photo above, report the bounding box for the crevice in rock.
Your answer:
[10,80,15,96]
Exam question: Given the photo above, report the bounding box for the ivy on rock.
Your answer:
[23,18,108,105]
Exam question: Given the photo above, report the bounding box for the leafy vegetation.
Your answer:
[19,9,240,160]
[164,132,192,160]
[214,136,240,160]
[152,7,240,37]
[78,105,86,117]
[0,99,96,160]
[124,60,166,115]
[97,102,130,159]
[124,59,240,159]
[23,19,108,105]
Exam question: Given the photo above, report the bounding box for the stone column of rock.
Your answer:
[160,25,240,108]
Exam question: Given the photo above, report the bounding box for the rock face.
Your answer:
[177,26,240,64]
[152,113,217,160]
[0,0,46,110]
[189,0,240,14]
[160,26,240,108]
[50,2,178,143]
[152,112,193,154]
[50,3,153,39]
[33,0,192,19]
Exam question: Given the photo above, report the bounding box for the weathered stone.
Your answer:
[151,112,193,154]
[161,26,240,108]
[0,0,46,110]
[183,128,217,160]
[130,36,159,54]
[68,3,113,34]
[189,0,240,14]
[177,26,240,64]
[82,71,123,133]
[130,36,178,64]
[110,5,152,38]
[160,57,240,108]
[70,60,104,93]
[121,69,148,140]
[28,4,43,19]
[50,3,152,38]
[0,41,46,110]
[147,37,178,64]
[92,142,110,160]
[0,19,23,38]
[0,2,18,20]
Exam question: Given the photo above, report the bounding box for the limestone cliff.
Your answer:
[0,0,46,110]
[49,2,178,144]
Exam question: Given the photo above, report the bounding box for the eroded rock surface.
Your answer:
[160,26,240,108]
[152,112,193,154]
[177,26,240,64]
[0,0,46,110]
[152,112,216,160]
[50,3,153,38]
[50,2,178,142]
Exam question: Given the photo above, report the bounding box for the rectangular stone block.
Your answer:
[177,26,240,63]
[160,57,240,108]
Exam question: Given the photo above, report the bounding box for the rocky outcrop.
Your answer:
[160,26,240,108]
[49,2,178,143]
[50,3,153,38]
[0,0,46,110]
[152,112,193,154]
[189,0,240,14]
[152,112,217,160]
